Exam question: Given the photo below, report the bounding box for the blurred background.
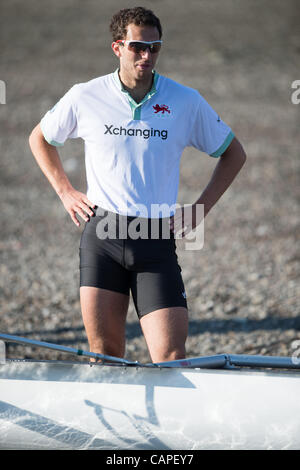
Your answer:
[0,0,299,362]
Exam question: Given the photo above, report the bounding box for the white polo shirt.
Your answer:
[40,70,234,217]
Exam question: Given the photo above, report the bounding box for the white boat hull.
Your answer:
[0,360,300,450]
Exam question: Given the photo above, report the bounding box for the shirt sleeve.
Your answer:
[40,85,79,147]
[188,92,234,157]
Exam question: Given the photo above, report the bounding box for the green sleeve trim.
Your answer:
[210,131,235,157]
[40,121,64,147]
[47,139,64,147]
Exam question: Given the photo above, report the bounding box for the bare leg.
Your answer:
[139,307,188,363]
[80,286,129,359]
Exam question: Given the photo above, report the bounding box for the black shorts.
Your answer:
[79,207,187,318]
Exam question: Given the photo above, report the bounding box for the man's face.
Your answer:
[112,23,161,81]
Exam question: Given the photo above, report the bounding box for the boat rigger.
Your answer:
[0,333,299,450]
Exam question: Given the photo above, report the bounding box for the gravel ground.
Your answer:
[0,0,299,363]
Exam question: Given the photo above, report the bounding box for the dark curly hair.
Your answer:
[109,7,162,41]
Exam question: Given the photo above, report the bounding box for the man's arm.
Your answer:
[170,137,246,233]
[194,136,246,217]
[28,123,95,226]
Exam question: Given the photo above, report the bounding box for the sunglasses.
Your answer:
[116,40,162,54]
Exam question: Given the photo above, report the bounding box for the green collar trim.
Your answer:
[113,69,159,120]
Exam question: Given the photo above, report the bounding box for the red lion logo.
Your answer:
[153,104,171,114]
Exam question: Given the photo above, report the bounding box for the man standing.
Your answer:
[29,7,246,363]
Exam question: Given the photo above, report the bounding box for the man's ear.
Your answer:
[111,42,122,58]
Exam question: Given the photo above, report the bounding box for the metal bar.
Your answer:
[154,354,300,370]
[153,355,228,368]
[227,354,300,370]
[1,333,299,371]
[0,333,148,367]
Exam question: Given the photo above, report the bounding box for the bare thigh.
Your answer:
[80,286,129,358]
[140,307,188,363]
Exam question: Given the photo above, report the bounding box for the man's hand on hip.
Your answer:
[59,187,96,227]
